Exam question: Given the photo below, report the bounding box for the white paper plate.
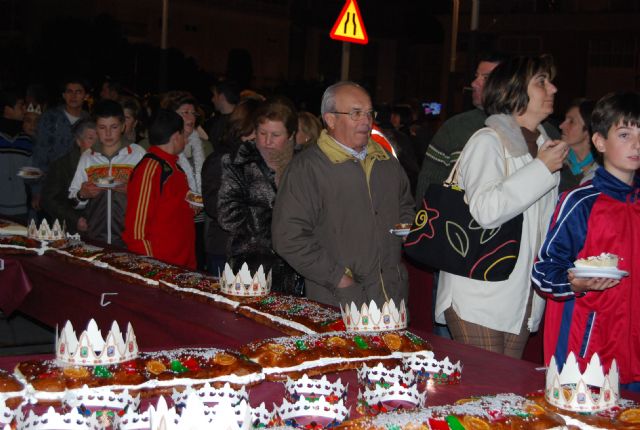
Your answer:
[17,167,43,179]
[94,181,123,189]
[389,228,410,237]
[568,267,628,279]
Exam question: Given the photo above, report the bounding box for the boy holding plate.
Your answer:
[532,91,640,392]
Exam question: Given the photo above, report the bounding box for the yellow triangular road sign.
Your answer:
[330,0,368,45]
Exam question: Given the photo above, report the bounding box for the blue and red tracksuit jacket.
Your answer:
[531,167,640,384]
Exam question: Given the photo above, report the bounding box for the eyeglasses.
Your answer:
[331,110,377,121]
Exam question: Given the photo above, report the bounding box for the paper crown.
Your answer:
[545,352,619,413]
[403,351,463,385]
[28,219,66,241]
[220,263,272,297]
[63,385,139,412]
[56,319,139,366]
[277,395,349,429]
[340,299,407,332]
[0,399,15,426]
[358,362,415,387]
[285,374,348,403]
[16,407,90,430]
[358,380,426,414]
[171,382,248,407]
[27,103,43,115]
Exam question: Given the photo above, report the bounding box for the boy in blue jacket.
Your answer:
[532,91,640,392]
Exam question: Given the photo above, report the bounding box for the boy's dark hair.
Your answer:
[211,80,241,105]
[0,88,22,110]
[61,76,89,93]
[591,91,640,138]
[149,109,184,146]
[483,54,556,116]
[93,99,125,122]
[160,90,198,112]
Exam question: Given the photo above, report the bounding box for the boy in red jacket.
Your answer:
[123,109,197,268]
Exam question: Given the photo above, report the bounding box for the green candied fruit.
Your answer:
[405,332,423,345]
[295,340,308,351]
[93,365,113,378]
[170,360,188,373]
[445,415,465,430]
[260,296,275,305]
[353,335,368,349]
[287,305,304,314]
[387,425,402,430]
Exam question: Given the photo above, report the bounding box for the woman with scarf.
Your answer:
[434,55,569,358]
[217,98,302,295]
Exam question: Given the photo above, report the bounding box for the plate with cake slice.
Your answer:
[570,253,628,279]
[94,176,123,188]
[17,166,43,179]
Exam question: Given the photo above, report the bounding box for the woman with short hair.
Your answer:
[435,54,569,358]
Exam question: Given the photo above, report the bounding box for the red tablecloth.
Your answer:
[0,256,33,314]
[2,251,636,415]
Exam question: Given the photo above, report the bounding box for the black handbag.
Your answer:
[404,147,523,282]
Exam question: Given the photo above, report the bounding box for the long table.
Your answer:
[1,251,637,414]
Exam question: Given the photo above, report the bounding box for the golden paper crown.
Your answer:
[28,219,66,241]
[545,352,619,413]
[340,299,407,332]
[56,319,138,366]
[220,262,271,297]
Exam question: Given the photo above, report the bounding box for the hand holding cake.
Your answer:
[569,253,623,293]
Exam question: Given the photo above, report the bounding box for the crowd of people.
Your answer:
[0,51,638,392]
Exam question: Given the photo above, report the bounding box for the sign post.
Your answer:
[329,0,368,80]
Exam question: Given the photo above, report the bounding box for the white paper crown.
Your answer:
[358,381,426,412]
[28,219,66,241]
[340,299,407,332]
[172,382,248,407]
[220,263,272,297]
[285,374,347,402]
[27,103,43,115]
[63,385,139,412]
[403,351,463,384]
[358,363,415,387]
[545,352,619,413]
[0,399,15,426]
[16,407,89,430]
[277,396,349,428]
[56,319,139,366]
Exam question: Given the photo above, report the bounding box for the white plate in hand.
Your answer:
[94,181,123,189]
[17,167,43,178]
[389,228,411,237]
[568,267,628,279]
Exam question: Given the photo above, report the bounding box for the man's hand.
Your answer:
[568,271,619,293]
[336,274,354,289]
[77,217,88,232]
[79,181,103,199]
[537,139,569,173]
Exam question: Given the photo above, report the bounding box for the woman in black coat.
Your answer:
[217,98,302,295]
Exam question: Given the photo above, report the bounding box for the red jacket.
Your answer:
[123,146,196,269]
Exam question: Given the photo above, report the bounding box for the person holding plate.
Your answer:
[68,100,145,246]
[123,109,196,269]
[532,91,640,392]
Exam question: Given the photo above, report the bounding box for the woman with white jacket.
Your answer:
[435,55,569,358]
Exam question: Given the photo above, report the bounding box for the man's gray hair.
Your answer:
[320,81,367,116]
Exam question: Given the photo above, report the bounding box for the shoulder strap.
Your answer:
[444,127,510,189]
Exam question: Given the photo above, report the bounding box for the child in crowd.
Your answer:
[532,91,640,392]
[123,109,196,269]
[68,100,145,246]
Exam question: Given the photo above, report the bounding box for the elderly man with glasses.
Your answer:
[272,81,415,308]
